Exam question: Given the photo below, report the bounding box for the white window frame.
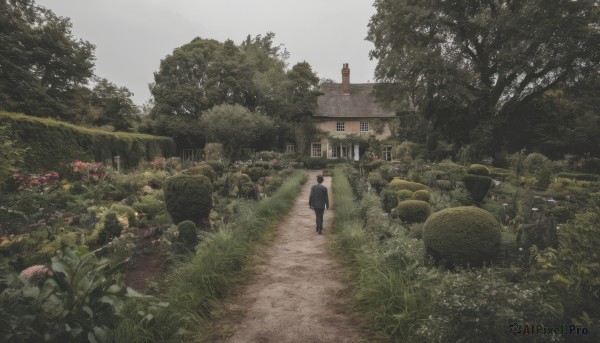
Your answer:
[360,121,369,132]
[336,121,345,131]
[286,145,295,154]
[383,145,393,161]
[330,146,338,158]
[311,143,322,157]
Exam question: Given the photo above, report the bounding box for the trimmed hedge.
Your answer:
[0,112,175,170]
[412,190,431,202]
[463,174,492,202]
[556,172,600,182]
[164,175,213,225]
[423,206,501,266]
[368,172,387,193]
[388,178,429,192]
[191,164,216,181]
[395,200,431,223]
[463,164,493,202]
[177,220,198,245]
[466,164,490,176]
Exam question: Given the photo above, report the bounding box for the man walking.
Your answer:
[309,175,329,234]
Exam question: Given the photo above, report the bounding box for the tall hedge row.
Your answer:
[0,112,175,170]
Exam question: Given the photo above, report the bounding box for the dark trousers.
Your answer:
[314,208,325,229]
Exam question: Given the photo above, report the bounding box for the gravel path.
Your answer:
[218,170,364,343]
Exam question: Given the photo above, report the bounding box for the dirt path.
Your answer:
[216,170,364,343]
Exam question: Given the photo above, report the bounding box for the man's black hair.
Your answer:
[317,175,324,183]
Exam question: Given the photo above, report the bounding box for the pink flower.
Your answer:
[20,265,49,280]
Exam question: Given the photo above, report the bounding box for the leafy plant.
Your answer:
[1,247,137,343]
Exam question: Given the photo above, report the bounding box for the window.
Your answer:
[336,121,345,131]
[331,145,348,158]
[340,146,348,158]
[311,143,322,157]
[360,121,369,132]
[383,145,393,161]
[286,145,295,154]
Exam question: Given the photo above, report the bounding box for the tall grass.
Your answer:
[113,170,307,342]
[331,164,439,342]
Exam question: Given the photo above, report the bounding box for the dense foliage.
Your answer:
[0,0,95,120]
[164,175,213,225]
[368,0,600,155]
[147,34,320,151]
[0,112,175,171]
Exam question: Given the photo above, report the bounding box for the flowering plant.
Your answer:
[12,171,60,190]
[70,160,108,182]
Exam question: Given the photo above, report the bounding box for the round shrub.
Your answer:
[368,172,387,193]
[164,175,213,225]
[244,166,269,182]
[230,173,257,199]
[423,206,501,266]
[524,153,549,174]
[177,220,198,245]
[462,174,492,202]
[388,178,429,192]
[206,161,226,176]
[192,164,216,181]
[412,189,431,202]
[467,164,490,176]
[395,200,431,223]
[381,189,399,213]
[397,189,414,201]
[436,179,454,191]
[368,160,386,171]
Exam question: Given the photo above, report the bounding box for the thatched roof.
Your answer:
[315,83,395,118]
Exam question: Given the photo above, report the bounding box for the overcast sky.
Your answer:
[36,0,378,106]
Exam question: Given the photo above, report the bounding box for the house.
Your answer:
[310,63,396,161]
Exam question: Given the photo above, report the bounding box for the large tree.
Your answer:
[79,78,141,132]
[199,104,275,159]
[148,33,320,150]
[368,0,600,154]
[0,0,95,120]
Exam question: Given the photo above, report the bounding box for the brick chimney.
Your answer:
[342,63,350,95]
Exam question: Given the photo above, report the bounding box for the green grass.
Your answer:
[331,164,439,342]
[113,170,307,342]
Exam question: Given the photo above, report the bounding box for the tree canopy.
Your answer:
[0,0,96,120]
[148,33,319,149]
[368,0,600,154]
[199,104,275,159]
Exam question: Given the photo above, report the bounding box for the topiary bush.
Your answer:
[192,164,216,181]
[412,189,431,202]
[368,172,387,193]
[462,174,492,202]
[206,160,226,176]
[397,189,414,201]
[177,220,198,245]
[395,200,431,223]
[164,175,213,225]
[387,178,429,192]
[244,166,269,182]
[466,164,490,176]
[423,206,501,267]
[524,152,549,173]
[98,211,123,244]
[463,164,492,202]
[381,189,399,213]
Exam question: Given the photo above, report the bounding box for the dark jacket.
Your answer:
[309,184,329,209]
